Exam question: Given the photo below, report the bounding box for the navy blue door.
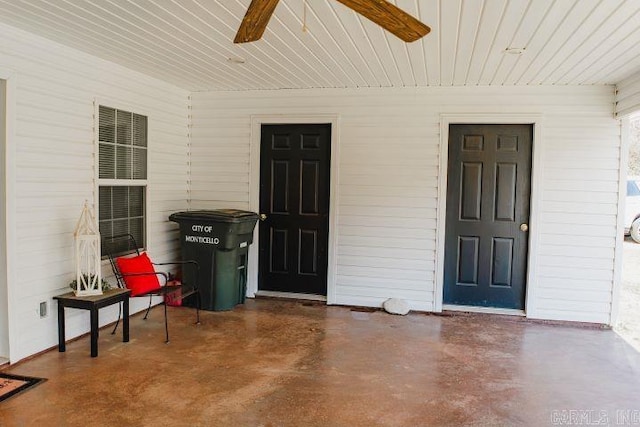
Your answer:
[444,124,532,309]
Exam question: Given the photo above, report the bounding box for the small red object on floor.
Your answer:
[164,280,182,306]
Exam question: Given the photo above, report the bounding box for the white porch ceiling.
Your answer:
[0,0,639,91]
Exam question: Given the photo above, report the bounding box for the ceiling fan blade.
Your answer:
[234,0,280,44]
[335,0,430,43]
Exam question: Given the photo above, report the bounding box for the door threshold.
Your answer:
[255,290,327,302]
[443,304,525,317]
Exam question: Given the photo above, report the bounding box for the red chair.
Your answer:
[103,234,201,343]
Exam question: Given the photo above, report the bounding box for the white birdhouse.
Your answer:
[73,202,102,296]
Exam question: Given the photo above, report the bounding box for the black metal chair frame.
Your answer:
[103,234,201,343]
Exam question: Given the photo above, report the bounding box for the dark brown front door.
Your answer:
[259,124,331,295]
[444,124,532,309]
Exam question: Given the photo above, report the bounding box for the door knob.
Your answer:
[520,223,528,232]
[260,214,267,221]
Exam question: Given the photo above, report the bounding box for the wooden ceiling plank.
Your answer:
[379,1,419,87]
[537,0,625,85]
[495,0,554,85]
[419,0,440,86]
[159,0,300,89]
[452,0,484,86]
[1,15,213,98]
[595,51,640,86]
[274,0,361,87]
[227,0,340,88]
[3,0,222,90]
[310,0,380,86]
[76,0,246,88]
[404,35,427,86]
[476,0,529,85]
[359,17,406,86]
[464,0,508,86]
[0,0,638,89]
[404,0,429,87]
[506,0,575,86]
[520,0,599,85]
[396,0,427,86]
[119,0,276,89]
[198,0,315,89]
[330,1,395,86]
[261,7,346,88]
[580,29,640,85]
[556,0,640,85]
[68,0,245,87]
[439,0,462,86]
[388,33,418,86]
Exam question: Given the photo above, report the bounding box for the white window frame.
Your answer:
[94,100,149,251]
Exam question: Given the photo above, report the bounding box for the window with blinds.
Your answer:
[98,105,147,251]
[98,106,147,180]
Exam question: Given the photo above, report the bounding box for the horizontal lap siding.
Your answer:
[190,86,619,322]
[616,72,640,117]
[191,93,439,311]
[0,23,189,362]
[189,119,251,211]
[535,114,620,324]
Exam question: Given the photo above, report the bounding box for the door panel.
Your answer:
[270,228,288,273]
[300,160,320,214]
[461,162,482,220]
[495,163,516,221]
[259,124,331,295]
[271,160,289,213]
[444,124,532,309]
[458,236,479,285]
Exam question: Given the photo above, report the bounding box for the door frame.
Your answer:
[435,114,544,317]
[248,115,340,303]
[0,69,17,362]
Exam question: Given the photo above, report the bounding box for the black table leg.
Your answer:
[57,302,66,352]
[123,299,129,343]
[90,307,98,357]
[54,289,130,358]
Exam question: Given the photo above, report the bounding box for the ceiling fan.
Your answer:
[234,0,431,44]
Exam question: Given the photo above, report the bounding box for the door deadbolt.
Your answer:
[260,214,267,221]
[520,223,529,232]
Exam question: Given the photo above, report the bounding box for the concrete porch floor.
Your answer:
[1,299,639,426]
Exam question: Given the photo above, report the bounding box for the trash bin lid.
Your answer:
[169,209,259,223]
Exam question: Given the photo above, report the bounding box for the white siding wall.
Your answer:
[190,85,619,324]
[0,79,8,359]
[0,22,190,362]
[616,72,640,117]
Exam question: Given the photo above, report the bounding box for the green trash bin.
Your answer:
[169,209,259,311]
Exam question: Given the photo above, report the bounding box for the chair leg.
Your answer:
[111,302,122,335]
[143,295,152,320]
[195,290,201,325]
[164,301,169,344]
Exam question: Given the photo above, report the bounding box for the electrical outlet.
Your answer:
[39,301,48,318]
